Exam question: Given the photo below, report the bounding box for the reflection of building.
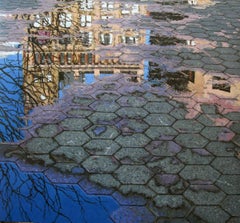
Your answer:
[188,0,213,6]
[22,1,147,112]
[149,65,240,106]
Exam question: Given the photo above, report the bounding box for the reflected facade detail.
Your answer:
[22,1,147,112]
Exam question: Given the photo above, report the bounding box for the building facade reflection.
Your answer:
[22,1,147,112]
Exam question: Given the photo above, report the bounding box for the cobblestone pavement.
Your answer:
[0,0,240,222]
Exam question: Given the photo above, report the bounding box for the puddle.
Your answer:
[0,0,240,222]
[0,0,239,141]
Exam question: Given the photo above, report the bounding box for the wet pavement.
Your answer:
[0,0,240,222]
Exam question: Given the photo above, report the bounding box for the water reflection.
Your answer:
[0,162,119,223]
[22,1,148,113]
[0,0,239,142]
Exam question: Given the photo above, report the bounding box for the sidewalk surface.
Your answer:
[0,0,240,222]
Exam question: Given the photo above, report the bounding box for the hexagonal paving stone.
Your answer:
[88,112,117,123]
[194,206,230,223]
[90,100,120,112]
[221,195,240,216]
[50,146,88,163]
[170,108,188,119]
[55,131,90,146]
[180,165,220,182]
[232,134,240,147]
[144,101,174,113]
[72,96,94,105]
[145,114,176,126]
[115,134,150,147]
[119,185,156,198]
[230,122,240,134]
[86,125,119,139]
[146,141,181,156]
[146,126,178,140]
[36,124,60,137]
[147,157,184,174]
[114,147,151,164]
[197,114,228,127]
[116,107,148,118]
[177,149,213,164]
[216,175,240,194]
[175,133,209,148]
[211,157,240,174]
[84,139,120,155]
[82,156,119,173]
[114,165,153,184]
[206,142,235,156]
[117,96,147,107]
[201,127,235,141]
[173,120,204,133]
[154,195,183,208]
[60,118,91,130]
[184,185,226,205]
[89,174,120,188]
[116,118,149,134]
[23,138,58,154]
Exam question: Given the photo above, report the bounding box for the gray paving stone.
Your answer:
[84,139,120,155]
[184,185,226,205]
[55,131,90,146]
[206,142,236,156]
[146,141,181,156]
[86,125,119,139]
[177,149,213,164]
[114,165,153,184]
[117,96,147,107]
[120,185,156,198]
[145,114,176,126]
[146,126,178,139]
[216,175,240,195]
[116,118,149,133]
[88,112,117,123]
[201,127,234,141]
[51,146,88,163]
[24,138,58,154]
[60,118,91,130]
[114,147,151,164]
[115,134,150,147]
[82,156,119,173]
[180,165,220,182]
[232,134,240,147]
[211,157,240,174]
[36,124,60,137]
[154,195,183,208]
[89,174,120,188]
[144,101,174,113]
[147,157,184,174]
[174,133,209,148]
[170,108,188,119]
[221,195,240,216]
[90,100,120,112]
[173,120,204,133]
[194,206,230,223]
[116,107,148,118]
[148,179,168,194]
[72,97,94,105]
